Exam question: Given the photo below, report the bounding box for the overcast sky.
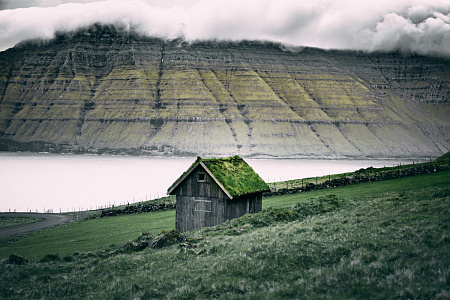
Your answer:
[0,0,449,57]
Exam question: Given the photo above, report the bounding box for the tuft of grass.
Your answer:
[40,253,61,263]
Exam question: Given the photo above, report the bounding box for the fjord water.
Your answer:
[0,152,412,213]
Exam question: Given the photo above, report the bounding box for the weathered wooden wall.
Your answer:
[226,195,262,220]
[174,165,227,232]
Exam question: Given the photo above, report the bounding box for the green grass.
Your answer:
[435,151,450,164]
[265,169,450,208]
[0,170,448,299]
[0,170,448,261]
[0,217,44,229]
[0,210,174,260]
[270,158,449,191]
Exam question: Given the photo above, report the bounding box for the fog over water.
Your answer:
[0,153,414,213]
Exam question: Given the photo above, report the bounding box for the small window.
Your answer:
[198,172,206,182]
[194,200,211,212]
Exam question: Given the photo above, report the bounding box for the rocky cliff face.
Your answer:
[0,25,448,158]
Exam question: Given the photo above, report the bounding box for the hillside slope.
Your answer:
[0,172,449,299]
[0,25,448,157]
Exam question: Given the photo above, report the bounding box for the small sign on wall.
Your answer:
[194,199,212,212]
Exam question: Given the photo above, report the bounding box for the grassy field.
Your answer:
[0,170,449,299]
[0,217,44,229]
[269,158,449,191]
[0,210,175,261]
[264,169,450,208]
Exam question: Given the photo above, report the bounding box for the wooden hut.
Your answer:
[168,156,269,232]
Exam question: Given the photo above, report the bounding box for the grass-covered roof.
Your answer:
[202,156,269,198]
[168,156,269,198]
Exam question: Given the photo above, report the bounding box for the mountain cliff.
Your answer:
[0,25,448,158]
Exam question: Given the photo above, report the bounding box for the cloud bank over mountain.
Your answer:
[0,0,449,57]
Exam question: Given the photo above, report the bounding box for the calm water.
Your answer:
[0,152,413,213]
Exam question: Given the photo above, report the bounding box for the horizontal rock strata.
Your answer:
[0,25,448,158]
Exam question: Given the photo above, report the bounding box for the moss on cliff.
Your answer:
[0,28,448,157]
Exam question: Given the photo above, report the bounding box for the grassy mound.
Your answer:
[204,194,347,234]
[434,151,450,164]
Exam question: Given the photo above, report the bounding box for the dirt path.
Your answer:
[0,213,77,238]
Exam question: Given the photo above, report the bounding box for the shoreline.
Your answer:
[0,150,438,162]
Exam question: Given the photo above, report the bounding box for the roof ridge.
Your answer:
[168,156,269,198]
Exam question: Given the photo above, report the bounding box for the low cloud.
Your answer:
[0,0,449,57]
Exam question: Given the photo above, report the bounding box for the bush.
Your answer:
[122,230,186,251]
[63,255,74,262]
[40,253,61,262]
[7,254,29,265]
[150,229,185,248]
[122,232,154,252]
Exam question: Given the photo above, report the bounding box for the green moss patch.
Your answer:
[202,156,269,198]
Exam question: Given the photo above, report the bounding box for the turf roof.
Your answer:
[168,156,269,198]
